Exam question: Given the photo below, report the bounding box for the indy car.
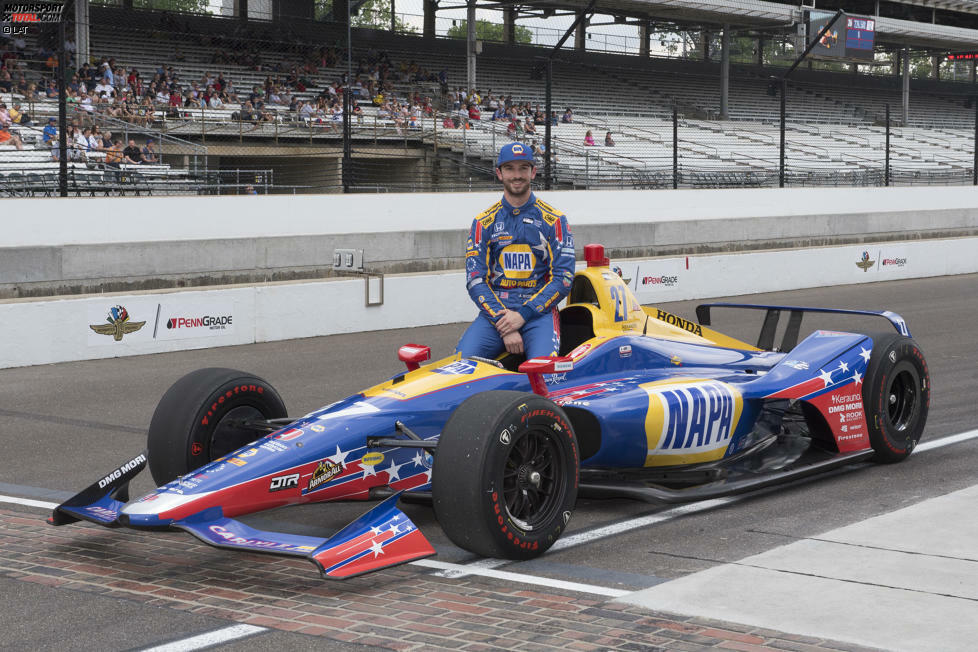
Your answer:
[51,244,930,579]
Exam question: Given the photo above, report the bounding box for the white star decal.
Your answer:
[411,452,426,468]
[860,347,872,363]
[330,445,351,469]
[361,463,377,478]
[531,231,549,260]
[370,525,383,536]
[384,460,406,482]
[818,369,834,387]
[369,540,385,557]
[838,361,849,373]
[853,370,863,385]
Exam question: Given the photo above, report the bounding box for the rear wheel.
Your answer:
[147,368,287,486]
[432,391,579,559]
[862,333,929,463]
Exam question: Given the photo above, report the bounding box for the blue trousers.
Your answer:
[456,309,560,360]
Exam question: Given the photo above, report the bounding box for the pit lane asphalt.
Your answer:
[1,273,976,650]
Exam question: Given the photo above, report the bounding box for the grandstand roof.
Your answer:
[509,0,978,49]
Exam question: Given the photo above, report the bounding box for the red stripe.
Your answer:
[555,218,562,241]
[474,221,482,245]
[552,307,560,337]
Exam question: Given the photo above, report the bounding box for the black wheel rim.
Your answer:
[885,367,919,433]
[502,428,565,531]
[209,405,263,461]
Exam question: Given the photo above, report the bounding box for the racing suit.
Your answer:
[456,192,575,360]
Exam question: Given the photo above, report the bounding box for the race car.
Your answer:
[50,244,930,579]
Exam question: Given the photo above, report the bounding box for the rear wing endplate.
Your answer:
[695,303,910,352]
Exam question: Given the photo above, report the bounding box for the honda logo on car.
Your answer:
[166,314,233,330]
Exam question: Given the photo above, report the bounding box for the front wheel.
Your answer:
[432,391,579,559]
[147,368,287,486]
[862,333,930,463]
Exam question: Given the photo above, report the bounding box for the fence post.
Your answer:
[885,104,890,187]
[974,97,978,185]
[672,106,678,189]
[779,78,786,188]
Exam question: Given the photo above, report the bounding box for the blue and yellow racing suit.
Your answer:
[456,192,575,360]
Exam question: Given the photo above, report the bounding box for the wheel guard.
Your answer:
[49,453,435,580]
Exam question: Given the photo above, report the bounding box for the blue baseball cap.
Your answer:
[496,142,535,167]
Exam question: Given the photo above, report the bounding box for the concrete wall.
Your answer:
[2,235,976,369]
[2,186,977,298]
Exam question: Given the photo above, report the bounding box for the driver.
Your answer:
[456,142,576,360]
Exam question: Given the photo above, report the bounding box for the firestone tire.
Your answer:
[147,368,287,486]
[862,333,930,464]
[432,391,579,560]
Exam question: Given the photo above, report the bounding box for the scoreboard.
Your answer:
[807,11,876,62]
[845,16,876,60]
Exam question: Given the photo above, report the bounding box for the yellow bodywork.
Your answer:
[572,266,759,351]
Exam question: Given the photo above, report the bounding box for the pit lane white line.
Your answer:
[2,429,976,599]
[0,495,58,509]
[429,427,978,578]
[412,559,630,597]
[139,624,267,651]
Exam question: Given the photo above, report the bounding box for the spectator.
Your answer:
[243,185,257,195]
[0,102,10,126]
[122,138,142,164]
[0,126,23,150]
[605,131,615,146]
[9,102,30,126]
[85,127,101,152]
[42,117,57,144]
[467,103,481,121]
[562,108,573,123]
[524,117,536,135]
[94,77,113,97]
[101,129,114,149]
[69,126,87,161]
[105,139,123,178]
[141,138,158,163]
[584,130,595,146]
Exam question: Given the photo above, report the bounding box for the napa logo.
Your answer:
[500,244,535,279]
[433,360,477,375]
[641,380,743,466]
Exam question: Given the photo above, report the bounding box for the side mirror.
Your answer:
[518,356,574,396]
[397,344,430,371]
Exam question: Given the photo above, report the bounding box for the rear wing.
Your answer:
[695,303,910,352]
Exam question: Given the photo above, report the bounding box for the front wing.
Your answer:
[49,453,434,580]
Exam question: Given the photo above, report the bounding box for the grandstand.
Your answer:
[2,1,978,194]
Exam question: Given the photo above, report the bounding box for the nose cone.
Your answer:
[121,489,217,527]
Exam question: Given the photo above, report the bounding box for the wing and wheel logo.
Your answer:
[855,251,876,272]
[89,305,146,341]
